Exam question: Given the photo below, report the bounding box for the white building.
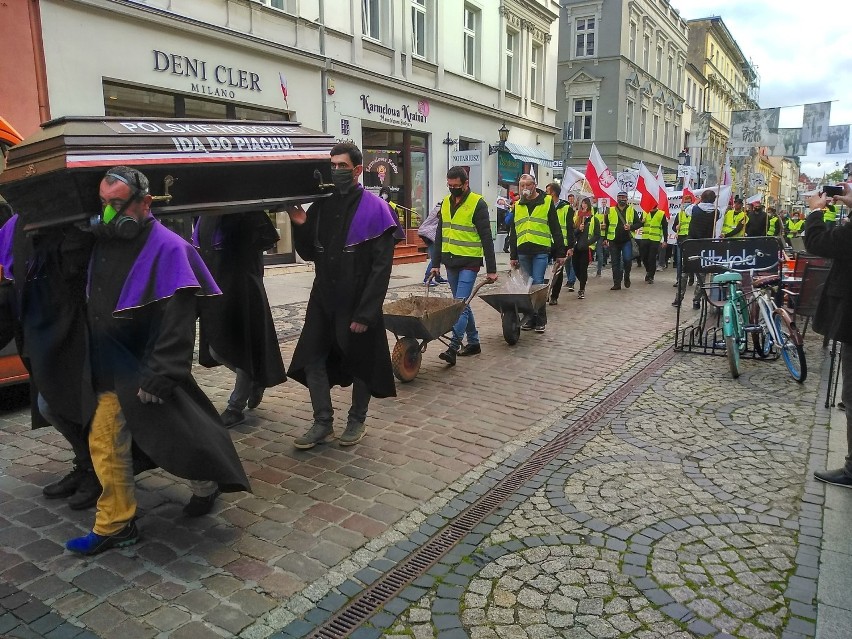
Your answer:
[36,0,561,262]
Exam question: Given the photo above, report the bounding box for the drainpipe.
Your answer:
[318,0,328,133]
[27,0,50,124]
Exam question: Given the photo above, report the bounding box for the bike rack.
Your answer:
[673,237,783,362]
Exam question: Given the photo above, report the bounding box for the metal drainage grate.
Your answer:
[308,347,676,638]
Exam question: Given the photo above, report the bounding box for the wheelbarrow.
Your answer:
[383,279,489,382]
[480,263,563,345]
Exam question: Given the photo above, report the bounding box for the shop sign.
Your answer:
[360,95,430,128]
[366,156,399,185]
[497,151,524,185]
[152,49,262,100]
[451,150,481,166]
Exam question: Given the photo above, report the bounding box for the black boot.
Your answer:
[43,465,88,499]
[68,471,102,510]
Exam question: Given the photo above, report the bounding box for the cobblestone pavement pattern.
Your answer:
[0,267,830,639]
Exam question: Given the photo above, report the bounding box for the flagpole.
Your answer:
[711,152,727,238]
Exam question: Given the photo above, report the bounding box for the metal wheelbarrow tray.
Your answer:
[480,284,550,345]
[382,295,466,382]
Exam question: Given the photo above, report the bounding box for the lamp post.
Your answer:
[442,132,457,169]
[488,122,510,155]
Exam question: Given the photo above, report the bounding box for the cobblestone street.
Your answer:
[0,264,841,639]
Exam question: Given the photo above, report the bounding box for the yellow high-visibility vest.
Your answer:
[515,196,553,248]
[642,210,666,242]
[441,193,484,257]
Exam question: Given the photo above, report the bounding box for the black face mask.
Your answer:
[89,200,143,240]
[331,168,355,194]
[449,186,465,198]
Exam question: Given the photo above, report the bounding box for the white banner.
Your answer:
[826,125,850,154]
[801,101,831,144]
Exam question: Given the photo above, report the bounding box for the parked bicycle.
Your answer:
[711,271,750,379]
[748,274,807,382]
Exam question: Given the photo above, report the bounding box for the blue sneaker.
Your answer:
[66,520,139,555]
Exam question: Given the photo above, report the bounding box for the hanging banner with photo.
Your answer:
[767,128,808,157]
[691,112,712,148]
[826,125,850,154]
[729,108,780,156]
[801,101,831,144]
[616,168,639,193]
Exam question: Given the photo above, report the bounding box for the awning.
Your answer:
[503,141,553,167]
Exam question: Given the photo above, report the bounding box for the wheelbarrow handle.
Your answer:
[463,278,492,306]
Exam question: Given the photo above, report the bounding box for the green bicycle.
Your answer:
[714,271,750,378]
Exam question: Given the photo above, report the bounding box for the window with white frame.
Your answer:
[674,123,680,153]
[411,0,427,58]
[655,44,663,78]
[664,119,670,155]
[530,44,543,102]
[629,21,637,61]
[573,98,594,140]
[642,34,650,71]
[640,107,648,147]
[652,114,659,152]
[686,78,693,108]
[676,64,683,96]
[575,17,596,58]
[362,0,381,40]
[626,99,635,144]
[667,55,674,86]
[255,0,290,10]
[506,30,518,93]
[463,5,479,77]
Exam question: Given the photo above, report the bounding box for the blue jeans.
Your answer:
[518,253,549,325]
[446,267,480,350]
[565,258,576,286]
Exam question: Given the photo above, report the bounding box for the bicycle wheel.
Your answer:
[724,305,742,378]
[774,314,807,383]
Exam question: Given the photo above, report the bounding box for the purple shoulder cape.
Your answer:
[191,216,225,250]
[0,214,19,279]
[346,187,406,247]
[110,219,221,314]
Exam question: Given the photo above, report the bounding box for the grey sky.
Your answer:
[669,0,852,180]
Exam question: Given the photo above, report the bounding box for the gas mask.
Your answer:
[89,200,142,240]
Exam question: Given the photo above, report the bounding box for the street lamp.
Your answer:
[488,122,510,155]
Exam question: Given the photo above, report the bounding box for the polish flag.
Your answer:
[585,143,620,201]
[655,165,670,216]
[636,162,659,212]
[279,73,288,99]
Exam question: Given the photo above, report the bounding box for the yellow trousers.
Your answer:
[88,392,136,535]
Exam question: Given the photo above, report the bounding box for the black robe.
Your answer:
[86,220,250,493]
[289,187,397,398]
[195,212,287,388]
[0,216,94,429]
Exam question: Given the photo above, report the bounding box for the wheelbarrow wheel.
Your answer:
[391,337,422,382]
[502,311,520,345]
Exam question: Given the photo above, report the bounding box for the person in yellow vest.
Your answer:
[722,196,747,238]
[509,174,566,331]
[671,194,694,305]
[604,191,643,290]
[594,201,609,276]
[545,184,574,305]
[766,206,783,239]
[786,211,805,238]
[568,197,601,299]
[638,204,668,284]
[824,203,839,230]
[431,166,498,366]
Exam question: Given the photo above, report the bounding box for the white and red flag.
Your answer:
[585,143,620,201]
[279,73,289,107]
[655,165,670,216]
[636,162,659,212]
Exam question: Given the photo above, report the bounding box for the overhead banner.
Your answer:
[691,112,711,148]
[826,125,850,154]
[729,108,780,156]
[767,128,808,157]
[801,101,831,144]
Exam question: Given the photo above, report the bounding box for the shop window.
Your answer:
[184,97,228,119]
[104,83,174,118]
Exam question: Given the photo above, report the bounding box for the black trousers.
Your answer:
[572,248,591,291]
[638,240,660,279]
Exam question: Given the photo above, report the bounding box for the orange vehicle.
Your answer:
[0,116,29,389]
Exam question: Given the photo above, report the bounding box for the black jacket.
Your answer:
[804,210,849,343]
[688,204,717,239]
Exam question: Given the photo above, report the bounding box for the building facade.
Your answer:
[2,0,561,263]
[684,16,759,186]
[556,0,688,186]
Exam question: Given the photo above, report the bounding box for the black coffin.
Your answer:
[0,116,336,230]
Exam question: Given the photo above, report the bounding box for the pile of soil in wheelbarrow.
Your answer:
[383,296,460,317]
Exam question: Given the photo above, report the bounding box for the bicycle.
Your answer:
[712,271,750,379]
[748,274,807,382]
